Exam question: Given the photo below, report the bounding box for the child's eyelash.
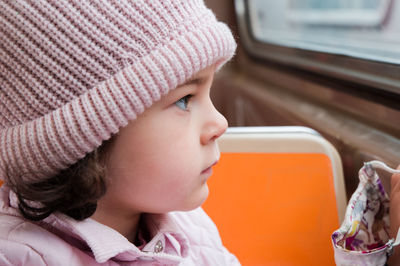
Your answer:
[175,94,194,110]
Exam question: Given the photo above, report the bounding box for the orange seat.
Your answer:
[202,127,346,266]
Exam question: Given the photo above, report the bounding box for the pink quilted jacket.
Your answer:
[0,186,240,265]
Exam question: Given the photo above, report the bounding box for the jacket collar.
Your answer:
[6,186,189,264]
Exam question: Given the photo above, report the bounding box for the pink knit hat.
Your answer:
[0,0,236,182]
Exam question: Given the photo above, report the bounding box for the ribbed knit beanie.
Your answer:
[0,0,236,182]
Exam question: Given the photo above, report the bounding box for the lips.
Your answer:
[201,160,218,174]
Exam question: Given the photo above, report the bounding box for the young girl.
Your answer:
[0,0,239,265]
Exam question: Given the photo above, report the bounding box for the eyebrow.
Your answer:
[182,77,202,86]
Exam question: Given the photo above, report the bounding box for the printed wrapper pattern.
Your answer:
[332,164,393,266]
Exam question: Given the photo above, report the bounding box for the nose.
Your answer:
[200,101,228,145]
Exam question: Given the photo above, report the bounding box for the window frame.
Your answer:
[286,0,391,27]
[235,0,400,95]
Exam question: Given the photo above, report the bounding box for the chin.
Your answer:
[169,185,210,212]
[187,187,210,211]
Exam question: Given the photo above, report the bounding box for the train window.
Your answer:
[236,0,400,94]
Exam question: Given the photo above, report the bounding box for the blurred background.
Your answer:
[206,0,400,199]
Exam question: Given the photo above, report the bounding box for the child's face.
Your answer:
[99,64,227,215]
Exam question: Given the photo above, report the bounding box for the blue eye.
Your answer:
[174,95,193,110]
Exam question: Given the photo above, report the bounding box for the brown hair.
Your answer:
[7,138,114,221]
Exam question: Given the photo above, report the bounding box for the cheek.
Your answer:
[112,142,201,211]
[105,114,205,212]
[119,169,200,213]
[139,128,200,176]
